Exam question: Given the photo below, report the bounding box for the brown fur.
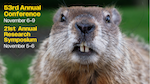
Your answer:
[29,6,150,84]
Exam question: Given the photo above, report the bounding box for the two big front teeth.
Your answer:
[80,42,89,52]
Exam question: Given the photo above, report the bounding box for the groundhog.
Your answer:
[29,6,150,84]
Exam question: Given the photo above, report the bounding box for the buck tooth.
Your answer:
[80,42,84,47]
[84,42,87,46]
[85,46,89,52]
[80,46,84,52]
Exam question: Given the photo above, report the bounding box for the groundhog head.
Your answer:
[48,6,122,68]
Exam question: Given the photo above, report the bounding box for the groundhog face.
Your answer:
[49,6,122,65]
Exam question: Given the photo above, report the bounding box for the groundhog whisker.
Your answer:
[50,29,70,37]
[56,0,67,7]
[105,34,129,56]
[97,35,127,58]
[62,0,67,7]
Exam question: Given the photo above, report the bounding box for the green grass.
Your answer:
[2,56,33,84]
[119,7,149,42]
[1,6,149,84]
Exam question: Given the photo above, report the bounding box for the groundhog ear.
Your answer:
[111,8,122,25]
[53,8,63,23]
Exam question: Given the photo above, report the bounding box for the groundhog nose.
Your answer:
[75,21,95,34]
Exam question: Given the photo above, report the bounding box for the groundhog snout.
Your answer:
[75,20,95,34]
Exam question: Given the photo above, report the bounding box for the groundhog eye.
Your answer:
[60,14,66,22]
[105,15,111,23]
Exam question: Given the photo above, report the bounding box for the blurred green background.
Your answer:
[0,0,149,84]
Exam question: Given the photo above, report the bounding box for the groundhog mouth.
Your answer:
[73,42,95,56]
